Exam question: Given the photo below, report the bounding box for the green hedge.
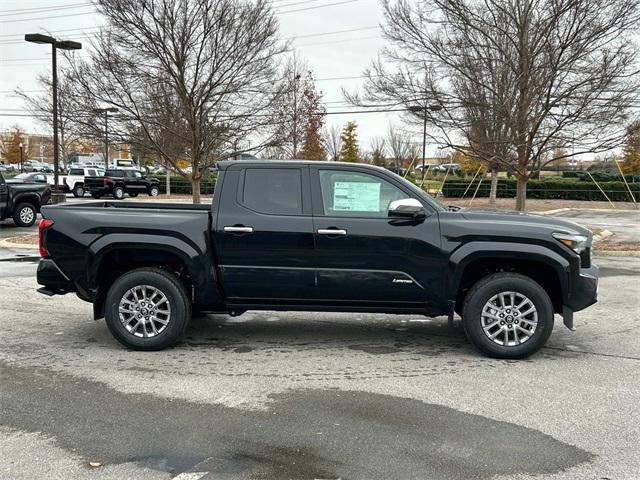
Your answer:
[154,174,216,195]
[441,178,639,202]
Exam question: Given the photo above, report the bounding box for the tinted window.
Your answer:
[69,169,84,175]
[319,170,410,217]
[106,170,124,177]
[242,168,302,215]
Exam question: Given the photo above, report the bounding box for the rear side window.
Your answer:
[69,169,84,175]
[242,168,302,215]
[106,170,124,177]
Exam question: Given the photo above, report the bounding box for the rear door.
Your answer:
[214,164,316,302]
[310,166,445,308]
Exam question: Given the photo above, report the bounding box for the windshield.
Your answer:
[13,173,28,180]
[385,169,446,212]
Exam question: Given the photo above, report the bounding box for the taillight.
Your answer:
[38,218,54,258]
[103,178,108,186]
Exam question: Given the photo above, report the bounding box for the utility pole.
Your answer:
[292,73,301,159]
[19,142,24,173]
[408,103,442,183]
[93,107,119,168]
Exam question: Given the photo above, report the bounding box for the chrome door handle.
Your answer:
[317,228,347,235]
[224,226,254,233]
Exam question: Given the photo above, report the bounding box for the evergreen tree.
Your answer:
[622,121,640,175]
[298,84,326,160]
[339,121,360,162]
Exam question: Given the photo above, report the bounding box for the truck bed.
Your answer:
[63,200,212,211]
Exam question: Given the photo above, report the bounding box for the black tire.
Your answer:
[13,202,37,227]
[149,185,160,197]
[462,273,554,359]
[72,185,85,197]
[91,193,102,199]
[113,186,125,200]
[104,268,191,350]
[128,193,138,197]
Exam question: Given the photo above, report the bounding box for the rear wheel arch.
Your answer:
[91,244,195,319]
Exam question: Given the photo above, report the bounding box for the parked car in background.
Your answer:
[46,167,105,198]
[37,160,598,358]
[432,163,461,173]
[23,160,52,173]
[0,172,51,226]
[84,169,161,199]
[6,172,48,184]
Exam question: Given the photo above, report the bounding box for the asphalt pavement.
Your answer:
[1,255,639,479]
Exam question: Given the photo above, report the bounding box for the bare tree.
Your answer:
[350,0,640,210]
[369,136,387,166]
[386,123,413,170]
[271,54,326,159]
[70,0,287,203]
[16,69,101,168]
[322,124,343,161]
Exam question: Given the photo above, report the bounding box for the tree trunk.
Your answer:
[515,175,527,212]
[489,168,498,205]
[166,167,171,196]
[191,176,201,204]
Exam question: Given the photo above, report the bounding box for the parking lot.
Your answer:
[1,203,639,479]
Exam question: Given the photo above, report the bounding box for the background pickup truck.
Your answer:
[47,166,106,198]
[1,172,51,227]
[36,160,598,358]
[84,169,160,199]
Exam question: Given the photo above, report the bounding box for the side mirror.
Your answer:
[388,198,426,220]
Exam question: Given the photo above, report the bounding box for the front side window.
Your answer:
[134,171,143,178]
[242,168,302,215]
[69,169,84,176]
[319,170,410,217]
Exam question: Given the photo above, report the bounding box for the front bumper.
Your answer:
[562,264,598,330]
[37,258,75,296]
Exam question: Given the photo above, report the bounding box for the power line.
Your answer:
[0,7,97,23]
[0,3,92,18]
[0,1,90,15]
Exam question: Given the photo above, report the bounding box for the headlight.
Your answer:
[552,233,589,254]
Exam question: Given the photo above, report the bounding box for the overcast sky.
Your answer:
[0,0,442,156]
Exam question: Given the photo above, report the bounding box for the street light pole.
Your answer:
[25,33,81,204]
[408,103,443,183]
[93,107,119,168]
[19,142,24,173]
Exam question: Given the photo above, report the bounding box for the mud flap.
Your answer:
[562,306,575,331]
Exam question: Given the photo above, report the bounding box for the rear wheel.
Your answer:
[104,268,191,350]
[113,186,125,200]
[13,203,37,227]
[462,273,554,359]
[72,185,85,197]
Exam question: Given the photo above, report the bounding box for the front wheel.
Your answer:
[462,273,554,359]
[149,185,160,197]
[104,268,191,350]
[13,203,37,227]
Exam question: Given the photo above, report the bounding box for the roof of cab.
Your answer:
[216,159,386,171]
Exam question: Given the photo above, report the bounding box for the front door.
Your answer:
[214,165,316,302]
[310,166,445,309]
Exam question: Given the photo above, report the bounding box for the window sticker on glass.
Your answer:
[333,181,381,211]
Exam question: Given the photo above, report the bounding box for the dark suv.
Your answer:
[84,169,160,199]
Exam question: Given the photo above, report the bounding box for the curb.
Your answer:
[594,250,640,257]
[0,238,38,250]
[538,207,639,215]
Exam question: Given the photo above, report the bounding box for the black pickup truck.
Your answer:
[84,169,160,199]
[36,160,598,358]
[0,172,51,227]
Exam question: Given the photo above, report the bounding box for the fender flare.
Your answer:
[87,233,217,306]
[448,241,572,303]
[12,192,42,212]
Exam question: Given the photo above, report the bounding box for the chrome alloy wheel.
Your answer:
[480,291,538,346]
[118,285,171,337]
[19,206,34,224]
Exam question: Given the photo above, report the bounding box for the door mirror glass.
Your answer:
[388,198,426,219]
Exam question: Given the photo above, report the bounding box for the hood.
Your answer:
[438,208,592,246]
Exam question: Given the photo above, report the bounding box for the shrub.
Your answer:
[154,174,217,195]
[441,178,639,202]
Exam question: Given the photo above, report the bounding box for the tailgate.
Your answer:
[84,176,104,188]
